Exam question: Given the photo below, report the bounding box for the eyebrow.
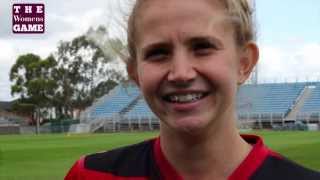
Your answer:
[141,42,173,54]
[140,35,224,54]
[184,36,224,49]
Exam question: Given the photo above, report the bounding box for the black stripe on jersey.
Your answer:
[250,155,320,180]
[84,139,161,179]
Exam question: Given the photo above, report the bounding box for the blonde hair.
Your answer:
[127,0,256,63]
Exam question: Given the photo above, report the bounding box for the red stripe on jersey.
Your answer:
[154,138,184,180]
[228,134,276,180]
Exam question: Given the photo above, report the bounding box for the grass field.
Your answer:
[0,131,320,179]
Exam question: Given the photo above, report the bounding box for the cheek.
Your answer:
[137,63,165,93]
[200,57,239,93]
[202,57,238,79]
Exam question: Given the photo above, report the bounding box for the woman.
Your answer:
[65,0,320,179]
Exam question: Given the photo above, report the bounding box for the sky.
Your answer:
[0,0,319,101]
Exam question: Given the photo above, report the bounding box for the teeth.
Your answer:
[168,93,204,103]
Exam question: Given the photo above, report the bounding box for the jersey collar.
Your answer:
[153,134,272,180]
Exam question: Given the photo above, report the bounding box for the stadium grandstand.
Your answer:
[73,81,320,133]
[75,83,158,133]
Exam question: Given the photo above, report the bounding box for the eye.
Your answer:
[144,47,171,61]
[191,40,217,56]
[188,37,222,56]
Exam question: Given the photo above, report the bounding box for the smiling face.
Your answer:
[129,0,258,134]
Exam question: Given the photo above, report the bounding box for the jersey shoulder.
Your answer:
[251,155,320,180]
[84,138,160,178]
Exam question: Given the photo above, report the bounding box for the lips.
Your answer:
[162,92,209,103]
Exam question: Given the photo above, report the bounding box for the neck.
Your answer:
[159,113,252,179]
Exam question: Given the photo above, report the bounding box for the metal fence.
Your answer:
[3,112,320,135]
[237,112,320,130]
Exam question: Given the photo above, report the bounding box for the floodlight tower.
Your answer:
[250,66,258,85]
[248,0,259,85]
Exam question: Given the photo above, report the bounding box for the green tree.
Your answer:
[9,26,126,125]
[10,54,58,132]
[54,26,124,118]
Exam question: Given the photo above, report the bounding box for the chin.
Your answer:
[169,115,213,134]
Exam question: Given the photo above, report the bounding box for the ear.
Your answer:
[126,60,140,86]
[238,42,259,85]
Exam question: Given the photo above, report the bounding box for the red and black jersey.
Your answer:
[65,135,320,180]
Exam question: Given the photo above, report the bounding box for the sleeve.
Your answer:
[64,157,85,180]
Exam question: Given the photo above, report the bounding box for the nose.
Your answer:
[167,51,197,83]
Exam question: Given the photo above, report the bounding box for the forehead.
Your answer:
[136,0,225,17]
[135,0,233,45]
